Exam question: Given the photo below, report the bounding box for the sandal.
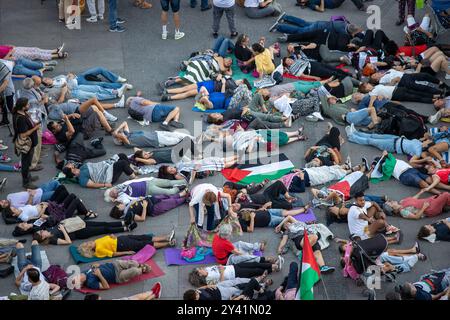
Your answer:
[58,51,68,59]
[140,264,152,273]
[85,211,98,220]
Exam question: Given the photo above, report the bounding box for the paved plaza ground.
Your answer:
[0,0,449,300]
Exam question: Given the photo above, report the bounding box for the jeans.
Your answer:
[190,0,209,10]
[194,203,217,231]
[108,0,118,29]
[213,6,236,34]
[276,16,341,35]
[213,36,235,57]
[39,180,61,201]
[348,131,397,153]
[13,58,44,77]
[0,164,16,172]
[17,244,42,271]
[227,241,262,265]
[345,109,371,127]
[268,209,285,227]
[76,67,121,89]
[364,195,385,207]
[380,252,418,273]
[244,6,275,19]
[71,84,117,101]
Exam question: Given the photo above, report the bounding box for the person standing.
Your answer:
[212,0,238,39]
[108,0,126,32]
[160,0,185,40]
[191,0,212,11]
[86,0,105,22]
[396,0,416,26]
[12,98,40,189]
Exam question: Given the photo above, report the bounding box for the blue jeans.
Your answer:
[268,208,285,227]
[364,195,385,207]
[151,105,175,122]
[13,58,44,77]
[345,109,371,127]
[108,0,118,29]
[39,180,61,202]
[77,67,121,89]
[191,0,209,10]
[348,131,397,153]
[0,163,16,172]
[277,16,345,35]
[71,84,117,101]
[17,244,42,271]
[213,37,235,57]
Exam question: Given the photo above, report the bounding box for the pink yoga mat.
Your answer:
[77,259,165,293]
[122,245,156,264]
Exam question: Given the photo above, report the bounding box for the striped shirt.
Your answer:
[288,58,311,77]
[181,59,220,84]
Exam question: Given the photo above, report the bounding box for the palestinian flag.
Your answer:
[296,230,321,300]
[221,153,294,185]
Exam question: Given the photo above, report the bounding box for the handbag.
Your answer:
[13,116,32,156]
[60,216,86,233]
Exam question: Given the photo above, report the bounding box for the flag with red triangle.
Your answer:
[296,229,321,300]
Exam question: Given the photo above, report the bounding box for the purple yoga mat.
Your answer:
[293,208,317,223]
[164,248,262,266]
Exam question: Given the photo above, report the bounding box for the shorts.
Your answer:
[151,105,176,122]
[267,209,284,227]
[399,168,429,188]
[160,0,180,12]
[345,109,371,127]
[292,233,321,252]
[197,80,215,93]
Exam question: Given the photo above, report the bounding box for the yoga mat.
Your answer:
[164,248,262,266]
[293,208,317,223]
[76,259,165,293]
[192,107,227,113]
[70,244,156,264]
[429,127,450,163]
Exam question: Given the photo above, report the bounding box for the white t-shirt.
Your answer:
[347,202,372,239]
[244,0,262,8]
[369,85,396,99]
[213,0,235,7]
[379,69,404,85]
[205,265,236,285]
[392,160,412,180]
[28,281,50,300]
[20,267,46,295]
[18,205,40,222]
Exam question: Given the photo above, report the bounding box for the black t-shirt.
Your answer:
[238,210,272,231]
[222,108,242,122]
[305,150,333,166]
[47,227,74,245]
[127,199,153,218]
[434,222,450,241]
[234,45,253,62]
[324,83,345,98]
[14,114,38,147]
[55,123,70,145]
[199,287,222,300]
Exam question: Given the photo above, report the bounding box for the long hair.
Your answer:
[12,97,29,114]
[78,242,95,258]
[32,232,50,245]
[238,209,253,222]
[188,269,207,287]
[158,165,176,180]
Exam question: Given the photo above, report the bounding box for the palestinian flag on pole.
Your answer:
[296,230,321,300]
[221,153,294,185]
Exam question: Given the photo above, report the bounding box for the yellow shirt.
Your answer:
[255,49,275,76]
[95,236,118,258]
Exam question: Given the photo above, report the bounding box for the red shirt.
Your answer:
[212,234,234,265]
[397,45,427,57]
[436,169,450,185]
[0,46,13,59]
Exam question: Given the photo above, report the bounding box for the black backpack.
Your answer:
[397,114,427,140]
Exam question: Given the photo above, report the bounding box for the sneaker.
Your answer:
[446,74,450,80]
[169,120,184,128]
[361,157,369,172]
[278,33,288,43]
[128,222,138,231]
[151,282,162,299]
[103,111,118,122]
[320,265,335,274]
[162,32,168,40]
[125,84,133,90]
[117,18,126,24]
[161,94,170,102]
[117,76,127,83]
[109,26,126,33]
[116,84,127,97]
[86,15,98,23]
[277,255,285,270]
[159,123,171,131]
[164,79,176,88]
[174,31,185,40]
[0,178,7,191]
[0,144,8,151]
[0,154,11,163]
[212,32,219,39]
[306,115,318,122]
[115,96,125,108]
[155,82,165,95]
[230,32,238,38]
[97,14,104,20]
[428,110,442,124]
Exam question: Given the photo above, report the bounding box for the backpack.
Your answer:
[128,108,144,121]
[397,114,427,140]
[42,265,69,289]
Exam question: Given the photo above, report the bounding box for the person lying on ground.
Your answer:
[125,92,184,130]
[347,192,401,244]
[394,267,450,300]
[237,207,311,232]
[295,0,365,12]
[1,180,61,209]
[0,44,67,61]
[417,217,450,242]
[383,191,450,219]
[189,262,280,287]
[105,176,187,205]
[84,282,162,300]
[282,56,353,81]
[109,192,187,222]
[112,121,193,148]
[62,153,137,189]
[275,216,335,274]
[304,124,344,167]
[71,260,153,290]
[77,232,177,259]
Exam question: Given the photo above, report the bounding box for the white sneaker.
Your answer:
[98,14,104,20]
[115,95,125,108]
[174,31,185,40]
[345,126,353,137]
[428,110,442,124]
[86,16,98,23]
[162,32,168,40]
[117,76,127,83]
[103,111,118,122]
[446,74,450,80]
[116,85,126,98]
[125,84,133,90]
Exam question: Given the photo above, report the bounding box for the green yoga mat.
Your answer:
[70,245,110,264]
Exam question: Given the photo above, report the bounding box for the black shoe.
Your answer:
[18,239,27,244]
[161,94,170,102]
[230,32,238,38]
[124,212,134,227]
[159,123,172,131]
[201,4,212,11]
[212,32,219,39]
[128,222,138,231]
[0,120,10,126]
[90,137,103,148]
[361,157,369,172]
[177,185,187,192]
[169,120,184,128]
[0,266,14,278]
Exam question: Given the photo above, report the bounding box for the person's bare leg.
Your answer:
[163,107,180,124]
[224,155,238,167]
[421,47,440,59]
[152,241,170,249]
[174,13,181,30]
[78,98,98,113]
[430,56,450,74]
[169,90,198,100]
[387,246,416,256]
[161,11,168,28]
[127,291,156,300]
[281,207,307,216]
[91,105,112,132]
[367,107,381,129]
[427,142,448,162]
[167,84,197,94]
[313,251,325,267]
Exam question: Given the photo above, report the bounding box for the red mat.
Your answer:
[76,259,165,293]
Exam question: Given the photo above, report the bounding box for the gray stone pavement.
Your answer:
[0,0,449,300]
